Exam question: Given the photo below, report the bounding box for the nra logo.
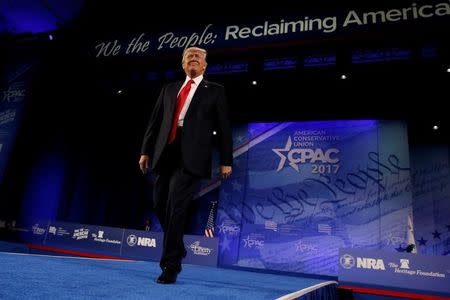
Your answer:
[127,234,156,248]
[340,254,386,270]
[357,257,386,270]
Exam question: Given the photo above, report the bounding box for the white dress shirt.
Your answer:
[177,75,203,127]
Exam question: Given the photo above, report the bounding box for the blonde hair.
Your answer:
[182,47,207,62]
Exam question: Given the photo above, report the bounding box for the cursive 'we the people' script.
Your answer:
[94,24,218,58]
[95,33,150,57]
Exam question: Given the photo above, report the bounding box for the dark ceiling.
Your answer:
[1,0,449,144]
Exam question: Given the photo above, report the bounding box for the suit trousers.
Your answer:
[153,127,200,273]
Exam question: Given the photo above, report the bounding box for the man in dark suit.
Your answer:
[139,47,233,284]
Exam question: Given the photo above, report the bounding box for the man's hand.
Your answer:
[220,165,232,179]
[139,155,150,174]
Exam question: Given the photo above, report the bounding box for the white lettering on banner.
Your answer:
[387,258,447,278]
[385,232,405,246]
[93,237,121,244]
[394,268,446,278]
[49,226,56,235]
[126,234,156,247]
[273,136,340,172]
[225,17,338,40]
[32,224,46,235]
[94,2,450,58]
[49,226,71,237]
[2,86,25,102]
[218,223,240,235]
[295,130,327,135]
[0,109,16,125]
[289,148,339,164]
[91,231,121,244]
[137,237,156,247]
[189,241,212,256]
[394,268,416,275]
[416,270,446,278]
[73,228,89,240]
[295,240,318,253]
[93,2,450,58]
[293,135,340,142]
[344,2,450,27]
[95,40,121,57]
[157,24,216,50]
[357,257,386,270]
[242,235,265,249]
[126,33,150,54]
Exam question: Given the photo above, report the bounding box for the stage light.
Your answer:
[48,34,53,41]
[213,131,217,135]
[446,68,450,73]
[117,90,123,94]
[252,80,257,85]
[340,74,347,80]
[433,125,439,130]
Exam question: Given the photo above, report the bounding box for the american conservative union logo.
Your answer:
[272,136,339,172]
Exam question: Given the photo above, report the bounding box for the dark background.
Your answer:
[1,0,449,231]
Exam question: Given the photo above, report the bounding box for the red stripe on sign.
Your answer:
[339,286,450,300]
[27,244,132,261]
[205,228,214,238]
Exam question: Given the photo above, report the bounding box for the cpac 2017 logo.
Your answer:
[272,136,339,172]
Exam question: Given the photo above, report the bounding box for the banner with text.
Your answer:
[1,220,217,266]
[217,120,413,276]
[339,248,450,296]
[92,1,450,58]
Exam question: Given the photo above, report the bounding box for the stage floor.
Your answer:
[0,252,334,299]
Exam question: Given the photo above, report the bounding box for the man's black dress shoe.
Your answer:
[156,268,178,284]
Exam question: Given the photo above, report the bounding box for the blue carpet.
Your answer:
[0,252,328,299]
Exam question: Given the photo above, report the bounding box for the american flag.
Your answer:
[318,223,332,235]
[204,201,217,238]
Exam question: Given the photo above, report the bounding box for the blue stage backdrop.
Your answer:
[410,145,450,256]
[3,119,448,277]
[217,120,414,276]
[0,61,35,184]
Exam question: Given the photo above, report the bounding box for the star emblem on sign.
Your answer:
[272,136,298,172]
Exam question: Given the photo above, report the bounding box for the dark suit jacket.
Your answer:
[140,78,233,178]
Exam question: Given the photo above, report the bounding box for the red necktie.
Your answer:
[168,79,194,144]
